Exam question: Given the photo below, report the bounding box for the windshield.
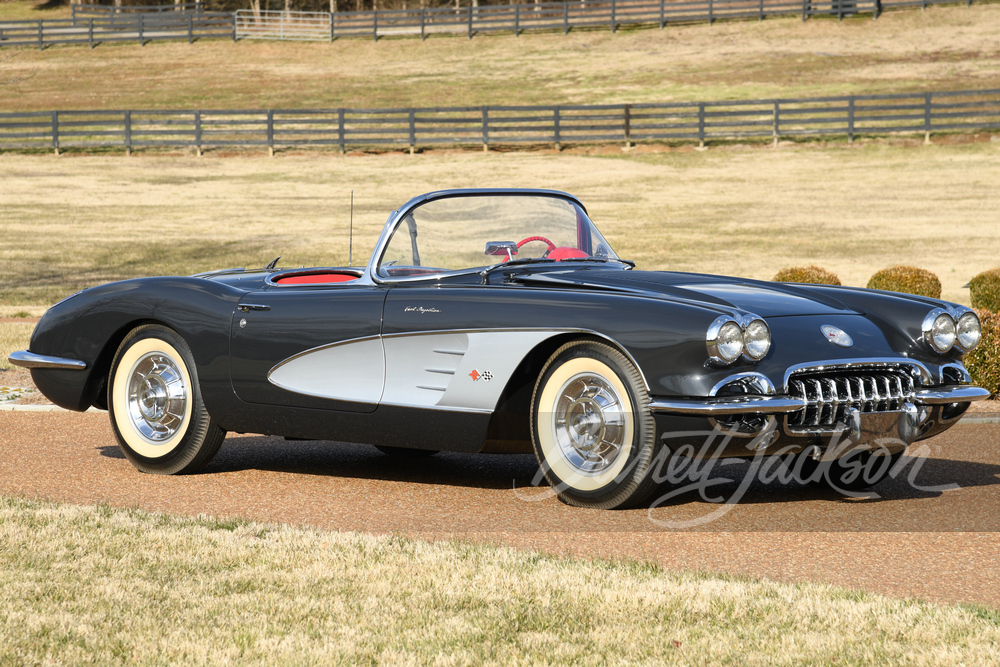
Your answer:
[376,194,619,279]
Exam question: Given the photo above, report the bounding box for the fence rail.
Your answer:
[1,0,986,49]
[2,90,998,154]
[0,10,233,48]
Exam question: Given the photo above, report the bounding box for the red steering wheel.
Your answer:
[516,236,557,257]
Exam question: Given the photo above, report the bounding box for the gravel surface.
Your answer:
[1,411,997,608]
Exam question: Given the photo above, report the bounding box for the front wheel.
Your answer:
[108,324,226,475]
[530,340,662,509]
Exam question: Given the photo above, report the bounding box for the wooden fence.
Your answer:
[0,7,233,49]
[0,0,986,49]
[2,89,998,154]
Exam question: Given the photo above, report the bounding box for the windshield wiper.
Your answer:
[479,257,552,283]
[479,256,634,283]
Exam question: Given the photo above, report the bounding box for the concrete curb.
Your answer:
[0,403,103,413]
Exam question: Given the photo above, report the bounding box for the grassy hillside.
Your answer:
[1,3,999,111]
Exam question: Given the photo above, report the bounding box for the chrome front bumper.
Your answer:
[7,350,87,371]
[649,384,990,417]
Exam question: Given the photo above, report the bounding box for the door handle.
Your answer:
[238,304,271,313]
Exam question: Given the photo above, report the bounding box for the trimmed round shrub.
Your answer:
[866,266,941,298]
[966,309,1000,398]
[968,268,1000,312]
[772,266,841,285]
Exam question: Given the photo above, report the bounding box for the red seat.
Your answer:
[275,273,358,285]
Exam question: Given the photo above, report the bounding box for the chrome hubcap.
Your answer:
[553,374,627,474]
[126,353,187,444]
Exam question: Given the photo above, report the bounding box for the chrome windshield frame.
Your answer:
[364,188,596,286]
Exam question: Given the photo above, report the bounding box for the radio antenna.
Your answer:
[349,190,354,267]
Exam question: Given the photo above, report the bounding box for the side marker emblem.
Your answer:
[821,325,853,348]
[469,370,493,382]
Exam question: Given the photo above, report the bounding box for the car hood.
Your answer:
[517,268,858,318]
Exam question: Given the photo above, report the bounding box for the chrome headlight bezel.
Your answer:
[955,310,982,352]
[922,308,957,355]
[707,316,744,364]
[742,318,772,361]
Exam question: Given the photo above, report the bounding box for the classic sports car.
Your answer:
[11,189,989,509]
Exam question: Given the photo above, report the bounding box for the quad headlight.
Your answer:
[743,319,772,361]
[707,315,771,365]
[956,310,982,352]
[922,309,956,354]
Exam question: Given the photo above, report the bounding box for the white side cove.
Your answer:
[268,337,385,404]
[267,330,567,413]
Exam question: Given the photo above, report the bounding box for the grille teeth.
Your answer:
[787,371,916,429]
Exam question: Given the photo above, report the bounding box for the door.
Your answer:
[230,286,387,413]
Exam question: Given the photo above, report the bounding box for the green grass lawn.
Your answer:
[1,496,997,665]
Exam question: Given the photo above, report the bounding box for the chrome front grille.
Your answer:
[786,369,916,430]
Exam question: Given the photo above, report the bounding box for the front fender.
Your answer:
[28,277,245,412]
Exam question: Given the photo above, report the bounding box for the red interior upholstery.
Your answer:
[275,273,359,285]
[548,247,590,261]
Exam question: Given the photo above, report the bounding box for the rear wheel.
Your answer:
[530,340,662,509]
[108,324,226,475]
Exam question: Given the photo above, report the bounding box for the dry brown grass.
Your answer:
[2,140,998,306]
[1,496,998,665]
[0,321,34,370]
[1,3,999,111]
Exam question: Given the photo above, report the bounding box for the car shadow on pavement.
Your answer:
[98,437,545,491]
[98,435,1000,502]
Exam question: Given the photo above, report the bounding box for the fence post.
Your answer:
[564,2,569,34]
[195,110,202,156]
[38,20,43,51]
[554,107,561,151]
[802,0,809,21]
[51,111,59,156]
[759,0,763,20]
[125,110,132,157]
[623,103,631,149]
[338,108,346,154]
[267,109,275,156]
[660,0,665,28]
[844,97,854,143]
[610,0,615,33]
[468,5,472,39]
[188,14,193,44]
[708,0,713,24]
[330,12,334,41]
[232,13,236,41]
[698,103,706,148]
[482,106,489,152]
[420,9,425,40]
[924,92,932,144]
[138,13,144,46]
[373,10,377,42]
[772,102,779,148]
[408,109,416,154]
[89,18,94,48]
[514,4,519,36]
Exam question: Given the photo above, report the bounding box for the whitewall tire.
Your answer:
[531,340,662,509]
[108,324,226,474]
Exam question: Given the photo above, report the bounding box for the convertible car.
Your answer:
[10,189,989,509]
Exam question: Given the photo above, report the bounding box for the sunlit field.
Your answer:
[2,141,998,308]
